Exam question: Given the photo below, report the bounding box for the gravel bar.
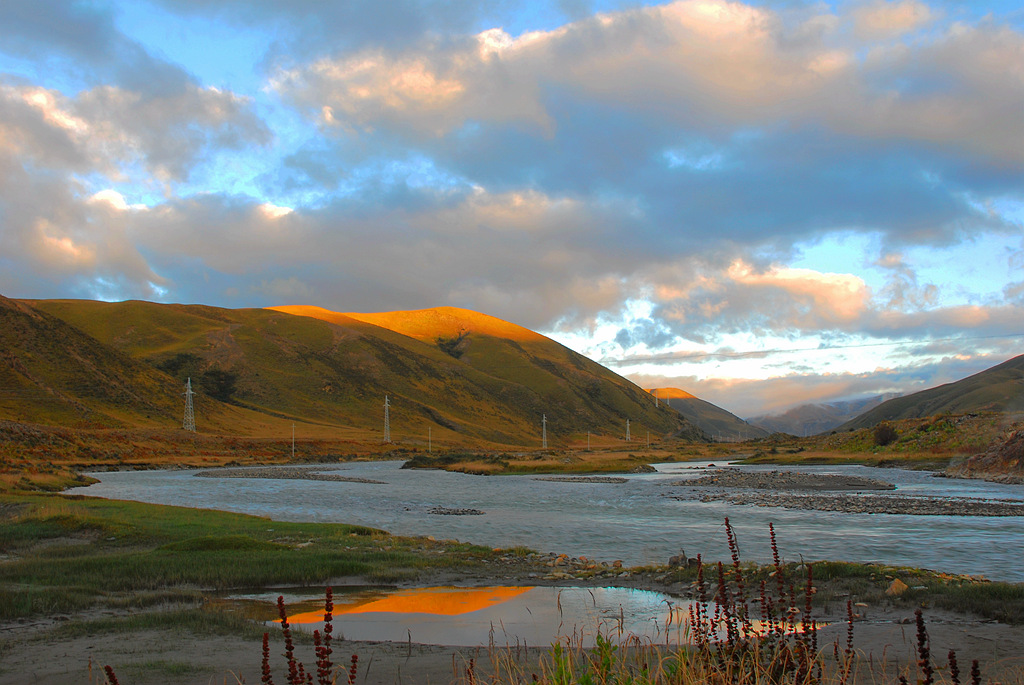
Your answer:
[194,466,386,484]
[671,469,895,491]
[672,491,1024,516]
[533,476,629,483]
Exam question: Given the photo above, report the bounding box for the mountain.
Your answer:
[0,294,180,428]
[17,299,697,447]
[838,355,1024,431]
[748,395,899,437]
[646,387,766,441]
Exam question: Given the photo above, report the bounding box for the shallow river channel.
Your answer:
[71,461,1024,582]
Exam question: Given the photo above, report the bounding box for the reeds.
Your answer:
[257,587,348,685]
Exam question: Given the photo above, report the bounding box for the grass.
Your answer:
[0,492,503,622]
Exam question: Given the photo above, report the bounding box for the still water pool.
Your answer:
[70,461,1024,581]
[226,586,683,647]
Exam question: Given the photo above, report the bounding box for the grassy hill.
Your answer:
[647,387,766,440]
[16,299,694,448]
[839,355,1024,431]
[0,295,182,429]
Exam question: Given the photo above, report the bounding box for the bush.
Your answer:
[874,422,898,446]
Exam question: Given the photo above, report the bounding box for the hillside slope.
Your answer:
[839,355,1024,431]
[21,299,695,446]
[272,305,698,444]
[0,295,179,428]
[647,387,767,440]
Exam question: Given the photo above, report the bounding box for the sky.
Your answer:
[1,0,1022,418]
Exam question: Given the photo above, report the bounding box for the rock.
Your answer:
[886,579,909,596]
[428,506,485,516]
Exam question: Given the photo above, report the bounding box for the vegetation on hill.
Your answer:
[838,355,1024,430]
[12,299,693,450]
[0,295,181,429]
[648,387,767,440]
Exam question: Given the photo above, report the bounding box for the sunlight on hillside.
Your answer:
[648,387,696,399]
[270,304,542,342]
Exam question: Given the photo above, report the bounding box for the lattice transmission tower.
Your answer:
[383,395,391,443]
[542,414,547,449]
[625,419,630,442]
[182,378,196,432]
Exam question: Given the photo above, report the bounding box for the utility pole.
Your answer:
[182,378,196,432]
[587,431,590,450]
[383,395,391,443]
[291,423,295,459]
[542,414,547,449]
[626,419,631,442]
[647,431,650,449]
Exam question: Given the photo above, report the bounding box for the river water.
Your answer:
[69,461,1024,582]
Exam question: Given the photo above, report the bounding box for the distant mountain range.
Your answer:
[838,355,1024,431]
[647,387,767,441]
[2,296,701,447]
[748,395,900,437]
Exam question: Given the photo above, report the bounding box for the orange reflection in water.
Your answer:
[284,586,533,625]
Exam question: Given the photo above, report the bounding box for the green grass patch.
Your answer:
[0,492,495,622]
[158,534,291,552]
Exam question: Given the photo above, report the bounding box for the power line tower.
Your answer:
[182,378,196,432]
[655,389,659,408]
[625,419,630,442]
[383,395,391,443]
[542,414,547,449]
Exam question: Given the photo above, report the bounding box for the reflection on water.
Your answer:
[70,460,1024,581]
[227,586,684,647]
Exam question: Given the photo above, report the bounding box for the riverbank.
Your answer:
[2,491,1024,684]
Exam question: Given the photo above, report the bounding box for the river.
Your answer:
[69,461,1024,582]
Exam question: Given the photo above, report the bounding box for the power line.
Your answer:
[602,332,1024,366]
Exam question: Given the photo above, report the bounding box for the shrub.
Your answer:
[874,422,898,446]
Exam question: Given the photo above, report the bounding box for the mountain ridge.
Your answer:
[14,297,698,447]
[839,355,1024,431]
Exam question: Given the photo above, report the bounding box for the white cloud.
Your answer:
[851,0,935,41]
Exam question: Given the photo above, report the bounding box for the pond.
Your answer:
[222,585,685,647]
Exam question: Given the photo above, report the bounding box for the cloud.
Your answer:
[0,0,194,96]
[0,75,269,301]
[850,0,935,41]
[630,348,1020,417]
[0,79,269,182]
[273,0,1024,166]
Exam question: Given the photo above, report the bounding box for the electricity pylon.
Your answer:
[383,395,391,443]
[625,419,630,442]
[182,378,196,432]
[542,414,547,449]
